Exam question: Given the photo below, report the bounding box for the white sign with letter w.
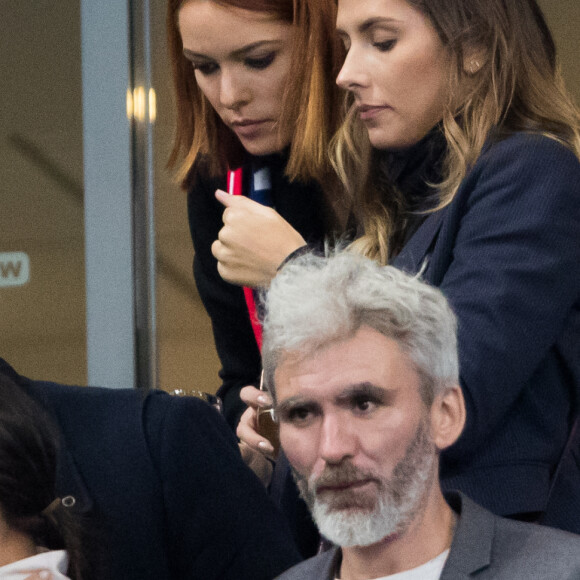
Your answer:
[0,252,30,287]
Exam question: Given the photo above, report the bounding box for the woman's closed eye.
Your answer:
[245,52,276,70]
[373,39,397,52]
[191,61,219,76]
[339,37,351,53]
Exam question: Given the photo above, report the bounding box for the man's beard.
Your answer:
[292,418,436,548]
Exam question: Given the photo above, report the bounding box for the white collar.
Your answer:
[0,549,70,579]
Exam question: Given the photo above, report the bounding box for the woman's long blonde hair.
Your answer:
[331,0,580,264]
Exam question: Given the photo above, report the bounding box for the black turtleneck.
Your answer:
[374,126,448,254]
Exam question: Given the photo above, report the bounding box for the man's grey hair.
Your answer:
[261,251,459,406]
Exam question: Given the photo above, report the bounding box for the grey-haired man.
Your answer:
[260,252,580,580]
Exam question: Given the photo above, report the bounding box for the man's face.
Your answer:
[274,326,437,547]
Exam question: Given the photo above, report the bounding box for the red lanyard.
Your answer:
[227,168,263,351]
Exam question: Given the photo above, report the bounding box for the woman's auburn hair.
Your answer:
[331,0,580,264]
[167,0,345,188]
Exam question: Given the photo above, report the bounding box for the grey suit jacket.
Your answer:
[276,492,580,579]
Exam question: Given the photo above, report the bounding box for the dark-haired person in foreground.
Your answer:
[0,374,91,580]
[0,358,301,580]
[260,252,580,580]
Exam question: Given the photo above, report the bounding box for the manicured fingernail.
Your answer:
[258,441,274,452]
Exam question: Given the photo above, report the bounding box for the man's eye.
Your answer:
[192,62,219,75]
[245,53,276,70]
[289,407,310,421]
[285,406,316,425]
[352,396,377,413]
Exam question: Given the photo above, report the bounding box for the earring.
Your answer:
[469,59,481,74]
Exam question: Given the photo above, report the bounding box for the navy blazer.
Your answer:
[0,358,301,580]
[391,133,580,518]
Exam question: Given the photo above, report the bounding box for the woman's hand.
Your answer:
[236,385,277,460]
[238,441,274,487]
[212,190,306,287]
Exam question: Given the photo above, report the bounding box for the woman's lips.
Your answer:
[358,105,391,121]
[231,120,270,139]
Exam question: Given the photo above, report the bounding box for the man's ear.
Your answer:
[429,385,466,450]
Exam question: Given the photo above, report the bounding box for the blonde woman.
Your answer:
[241,0,580,532]
[329,0,580,524]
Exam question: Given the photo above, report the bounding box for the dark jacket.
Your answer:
[189,133,580,546]
[187,155,328,430]
[391,133,580,518]
[0,358,301,580]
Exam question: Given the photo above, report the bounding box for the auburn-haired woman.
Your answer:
[167,0,344,432]
[326,0,579,524]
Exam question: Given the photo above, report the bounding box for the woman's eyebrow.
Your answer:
[336,16,401,36]
[230,40,282,57]
[183,49,211,61]
[183,40,281,61]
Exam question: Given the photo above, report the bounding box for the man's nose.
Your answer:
[319,412,357,465]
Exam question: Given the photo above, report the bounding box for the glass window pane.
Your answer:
[151,0,221,393]
[538,0,580,101]
[0,1,86,384]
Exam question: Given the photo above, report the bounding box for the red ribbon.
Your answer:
[227,168,263,351]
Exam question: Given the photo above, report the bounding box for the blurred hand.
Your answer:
[238,441,273,487]
[212,190,306,287]
[237,385,277,460]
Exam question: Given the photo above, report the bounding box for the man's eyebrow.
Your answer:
[336,382,391,403]
[276,395,310,415]
[276,382,393,414]
[183,40,281,61]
